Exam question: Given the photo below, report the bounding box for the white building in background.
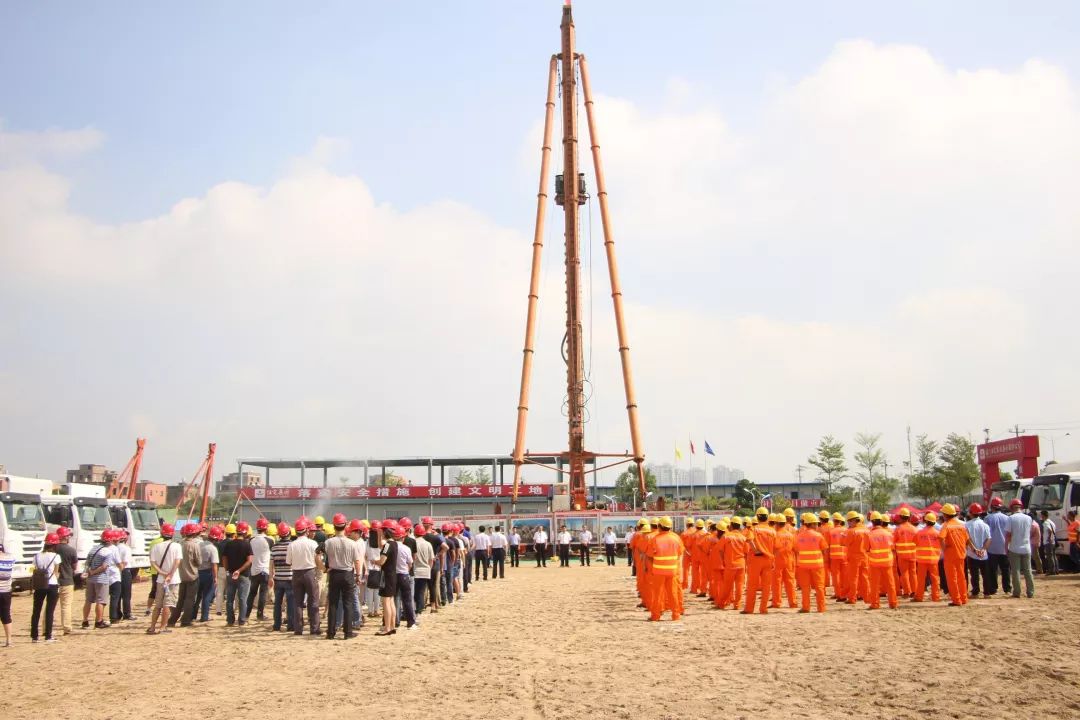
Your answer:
[712,465,745,485]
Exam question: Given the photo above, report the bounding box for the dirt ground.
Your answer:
[2,562,1079,719]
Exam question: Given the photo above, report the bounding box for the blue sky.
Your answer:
[3,1,1080,485]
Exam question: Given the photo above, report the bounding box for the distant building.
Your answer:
[66,463,117,486]
[711,465,745,485]
[138,482,167,506]
[216,471,263,496]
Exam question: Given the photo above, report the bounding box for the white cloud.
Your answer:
[0,120,104,163]
[2,40,1080,485]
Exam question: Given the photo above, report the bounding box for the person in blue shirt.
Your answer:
[964,503,992,598]
[984,497,1012,596]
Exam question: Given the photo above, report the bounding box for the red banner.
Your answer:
[977,436,1039,463]
[239,484,553,501]
[790,498,826,508]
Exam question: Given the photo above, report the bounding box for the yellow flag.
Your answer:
[675,445,683,461]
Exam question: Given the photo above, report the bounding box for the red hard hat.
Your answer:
[209,526,225,540]
[441,523,452,532]
[399,517,413,528]
[160,523,175,537]
[276,522,290,537]
[236,521,250,534]
[414,524,425,535]
[1009,498,1024,509]
[968,503,984,516]
[420,516,433,525]
[347,519,363,533]
[256,518,269,531]
[293,518,307,532]
[891,513,902,524]
[57,526,73,539]
[332,512,347,527]
[371,520,384,530]
[990,496,1004,508]
[45,532,60,545]
[392,525,407,539]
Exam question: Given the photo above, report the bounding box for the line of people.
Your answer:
[0,513,517,645]
[626,497,1045,621]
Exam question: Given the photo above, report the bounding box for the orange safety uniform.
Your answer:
[913,524,942,602]
[742,522,776,614]
[706,531,725,604]
[690,529,709,594]
[717,529,747,609]
[632,529,653,605]
[645,530,685,621]
[680,526,697,590]
[795,525,829,612]
[771,524,797,608]
[893,520,918,597]
[940,516,969,605]
[866,525,898,609]
[827,522,848,600]
[843,522,870,604]
[1067,519,1079,546]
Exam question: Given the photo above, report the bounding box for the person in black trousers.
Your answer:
[509,529,521,568]
[534,527,549,567]
[31,535,61,643]
[557,526,571,567]
[603,527,617,566]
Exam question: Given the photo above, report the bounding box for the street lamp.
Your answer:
[1041,432,1071,461]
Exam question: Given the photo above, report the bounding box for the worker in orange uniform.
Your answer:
[645,517,685,621]
[866,512,898,609]
[717,516,747,609]
[631,519,651,608]
[770,514,796,609]
[892,508,918,598]
[680,518,697,590]
[843,511,870,605]
[912,511,942,602]
[689,519,708,595]
[938,504,970,606]
[827,512,847,601]
[816,511,832,589]
[1068,511,1080,568]
[706,521,727,606]
[697,521,718,600]
[795,513,830,613]
[742,508,776,614]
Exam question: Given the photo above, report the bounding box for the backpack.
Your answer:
[32,553,57,591]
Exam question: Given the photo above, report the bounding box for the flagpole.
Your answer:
[688,433,693,509]
[674,444,679,506]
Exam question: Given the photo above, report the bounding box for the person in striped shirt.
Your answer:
[270,522,293,632]
[0,543,14,646]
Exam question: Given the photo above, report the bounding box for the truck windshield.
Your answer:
[990,482,1020,504]
[3,501,46,531]
[79,505,111,531]
[132,508,160,531]
[1028,480,1067,511]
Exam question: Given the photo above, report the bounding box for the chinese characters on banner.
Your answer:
[240,484,553,501]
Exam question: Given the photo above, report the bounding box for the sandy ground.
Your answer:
[2,563,1079,719]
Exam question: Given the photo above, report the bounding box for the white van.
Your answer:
[41,495,112,572]
[0,491,47,590]
[1028,461,1080,560]
[107,499,162,569]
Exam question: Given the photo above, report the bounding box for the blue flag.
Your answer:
[704,440,715,456]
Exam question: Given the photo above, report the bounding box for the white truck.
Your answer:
[107,499,162,570]
[0,485,48,590]
[1027,461,1080,565]
[989,477,1033,508]
[41,493,112,574]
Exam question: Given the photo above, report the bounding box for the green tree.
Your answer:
[824,486,855,513]
[937,433,980,501]
[808,435,848,496]
[853,432,897,510]
[457,467,492,486]
[614,467,657,504]
[733,478,759,513]
[371,472,406,487]
[698,494,720,511]
[770,495,792,515]
[907,434,946,505]
[999,471,1015,483]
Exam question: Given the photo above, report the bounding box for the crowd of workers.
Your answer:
[0,514,514,644]
[625,497,1073,621]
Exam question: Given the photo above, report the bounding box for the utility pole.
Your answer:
[906,425,914,486]
[1009,424,1025,438]
[982,428,991,443]
[795,465,805,484]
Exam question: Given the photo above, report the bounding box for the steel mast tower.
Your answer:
[511,1,647,510]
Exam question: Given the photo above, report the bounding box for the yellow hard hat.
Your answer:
[941,503,958,516]
[755,506,768,517]
[869,511,882,522]
[845,511,860,521]
[290,528,297,538]
[659,516,673,529]
[640,521,652,532]
[832,512,843,521]
[636,518,647,528]
[728,516,741,528]
[818,510,830,520]
[899,508,911,517]
[801,512,816,524]
[324,525,336,537]
[695,519,705,528]
[743,516,753,525]
[225,523,237,535]
[314,516,325,526]
[266,524,278,537]
[924,511,937,523]
[783,508,796,518]
[685,517,695,526]
[718,519,729,530]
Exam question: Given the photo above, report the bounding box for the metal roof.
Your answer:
[236,455,567,471]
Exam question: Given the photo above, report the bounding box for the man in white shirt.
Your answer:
[324,514,362,640]
[412,526,435,615]
[115,531,134,621]
[148,529,182,635]
[1004,500,1035,599]
[490,526,508,579]
[602,527,617,566]
[533,527,549,567]
[472,525,492,581]
[578,528,593,567]
[509,530,522,568]
[286,520,321,636]
[624,528,635,570]
[246,519,274,622]
[1039,511,1059,575]
[556,526,573,567]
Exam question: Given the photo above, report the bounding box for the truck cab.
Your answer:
[107,499,161,569]
[0,491,47,590]
[990,478,1033,508]
[41,495,111,572]
[1028,463,1080,559]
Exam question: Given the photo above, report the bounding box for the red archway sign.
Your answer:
[977,436,1041,503]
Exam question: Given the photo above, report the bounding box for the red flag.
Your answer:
[690,440,695,455]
